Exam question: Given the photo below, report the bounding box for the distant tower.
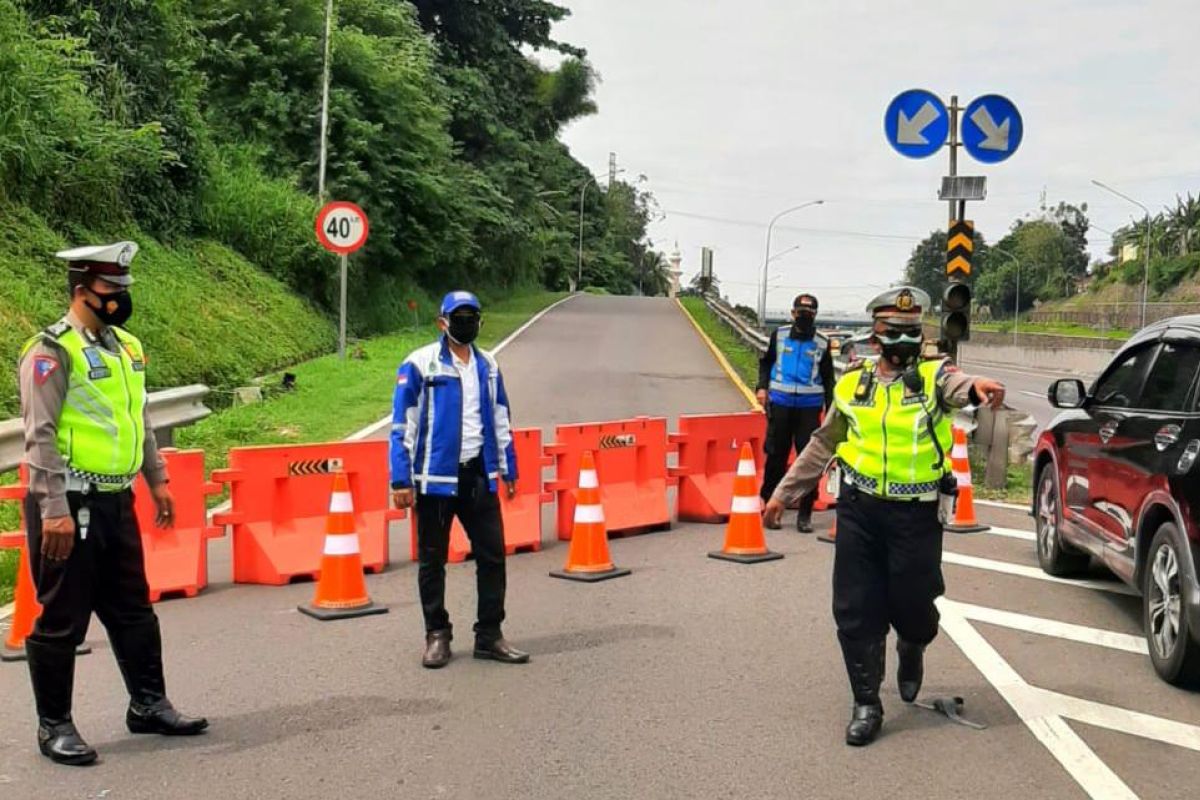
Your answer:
[667,242,683,298]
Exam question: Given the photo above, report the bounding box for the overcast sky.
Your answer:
[550,0,1200,315]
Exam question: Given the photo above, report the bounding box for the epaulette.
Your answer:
[44,319,71,339]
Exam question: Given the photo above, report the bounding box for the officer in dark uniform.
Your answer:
[763,287,1005,746]
[756,293,834,532]
[18,242,207,766]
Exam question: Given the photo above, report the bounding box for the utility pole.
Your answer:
[316,0,334,203]
[609,152,617,189]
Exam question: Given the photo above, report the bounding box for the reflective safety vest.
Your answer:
[832,358,953,499]
[21,320,147,482]
[768,328,827,408]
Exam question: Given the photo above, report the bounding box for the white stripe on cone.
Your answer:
[579,470,599,489]
[329,492,354,514]
[952,444,969,459]
[957,472,971,488]
[736,459,756,477]
[575,504,605,524]
[324,533,361,556]
[731,495,761,514]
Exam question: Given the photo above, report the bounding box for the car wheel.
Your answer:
[1143,523,1200,687]
[1035,465,1088,576]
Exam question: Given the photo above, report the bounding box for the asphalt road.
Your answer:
[1,296,1194,799]
[958,358,1098,435]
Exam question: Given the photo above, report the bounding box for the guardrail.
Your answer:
[703,294,770,353]
[0,384,212,473]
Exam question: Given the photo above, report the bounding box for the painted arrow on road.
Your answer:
[971,106,1011,151]
[898,101,941,145]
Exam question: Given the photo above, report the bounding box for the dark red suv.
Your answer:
[1034,315,1200,686]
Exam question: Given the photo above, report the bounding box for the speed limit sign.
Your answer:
[315,201,369,255]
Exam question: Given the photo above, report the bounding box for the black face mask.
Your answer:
[879,341,921,369]
[793,314,815,337]
[84,288,133,327]
[446,315,481,345]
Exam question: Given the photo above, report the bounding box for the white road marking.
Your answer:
[940,598,1147,654]
[943,551,1139,596]
[975,499,1031,513]
[1019,390,1045,399]
[967,525,1037,542]
[939,604,1139,799]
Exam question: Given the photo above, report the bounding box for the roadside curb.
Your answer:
[675,298,761,411]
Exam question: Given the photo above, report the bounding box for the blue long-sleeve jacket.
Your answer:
[389,337,518,496]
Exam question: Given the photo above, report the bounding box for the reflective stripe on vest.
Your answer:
[832,358,952,499]
[22,324,147,479]
[769,329,827,395]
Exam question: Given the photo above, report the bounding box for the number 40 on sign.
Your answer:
[315,201,370,359]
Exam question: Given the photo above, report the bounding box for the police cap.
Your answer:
[55,241,138,286]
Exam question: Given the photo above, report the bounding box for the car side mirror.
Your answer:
[1048,378,1087,409]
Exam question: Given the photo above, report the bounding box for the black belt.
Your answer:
[459,456,483,472]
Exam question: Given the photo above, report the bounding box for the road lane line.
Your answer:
[937,605,1139,799]
[1019,390,1044,399]
[1041,684,1200,752]
[348,293,578,441]
[968,525,1036,542]
[943,551,1139,596]
[675,298,761,411]
[940,598,1147,654]
[975,499,1031,512]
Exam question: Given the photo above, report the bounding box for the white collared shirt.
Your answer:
[452,347,484,462]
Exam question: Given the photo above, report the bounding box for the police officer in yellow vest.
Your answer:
[763,286,1005,747]
[18,242,206,766]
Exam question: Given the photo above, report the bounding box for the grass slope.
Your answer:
[677,297,760,391]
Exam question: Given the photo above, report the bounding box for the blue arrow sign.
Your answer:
[962,94,1023,164]
[884,89,949,159]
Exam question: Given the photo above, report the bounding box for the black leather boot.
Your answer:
[474,637,530,664]
[422,630,452,669]
[27,640,96,766]
[111,619,207,735]
[839,634,885,747]
[795,513,814,533]
[897,640,925,703]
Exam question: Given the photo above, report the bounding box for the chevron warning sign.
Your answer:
[599,434,636,449]
[288,458,344,476]
[947,219,974,277]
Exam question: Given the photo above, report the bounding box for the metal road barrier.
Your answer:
[0,384,213,473]
[700,294,855,378]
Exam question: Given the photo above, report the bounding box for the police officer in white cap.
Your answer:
[18,242,206,766]
[764,286,1005,746]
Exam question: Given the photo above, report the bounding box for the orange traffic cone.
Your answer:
[1,540,91,662]
[298,472,389,620]
[945,425,989,534]
[709,443,784,564]
[550,451,631,582]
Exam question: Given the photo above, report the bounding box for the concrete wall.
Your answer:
[922,323,1122,377]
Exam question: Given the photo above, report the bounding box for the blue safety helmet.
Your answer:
[439,291,481,317]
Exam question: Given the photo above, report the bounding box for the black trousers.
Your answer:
[760,403,823,511]
[832,487,945,647]
[415,460,507,642]
[24,490,166,721]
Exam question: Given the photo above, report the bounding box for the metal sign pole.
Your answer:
[317,0,334,204]
[944,95,961,361]
[339,253,348,359]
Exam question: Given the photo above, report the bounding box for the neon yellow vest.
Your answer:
[833,358,953,498]
[21,321,147,480]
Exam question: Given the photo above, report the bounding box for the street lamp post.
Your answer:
[1092,179,1152,329]
[576,169,627,292]
[759,200,824,327]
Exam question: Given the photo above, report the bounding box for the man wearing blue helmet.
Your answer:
[390,291,528,669]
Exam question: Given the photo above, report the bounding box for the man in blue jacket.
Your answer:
[756,293,834,532]
[390,291,528,669]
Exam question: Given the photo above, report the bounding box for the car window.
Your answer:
[1092,344,1158,409]
[1139,343,1200,412]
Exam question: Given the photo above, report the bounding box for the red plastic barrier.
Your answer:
[408,429,552,563]
[132,449,223,601]
[212,440,403,585]
[546,417,671,540]
[669,412,767,523]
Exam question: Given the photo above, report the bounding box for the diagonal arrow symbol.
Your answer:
[897,101,940,145]
[971,106,1010,151]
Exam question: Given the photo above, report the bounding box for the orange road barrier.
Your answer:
[546,417,670,540]
[669,412,766,523]
[299,472,388,621]
[708,443,783,564]
[408,429,552,564]
[132,449,224,601]
[550,451,630,583]
[212,441,403,585]
[945,425,989,534]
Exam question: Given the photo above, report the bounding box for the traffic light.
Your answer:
[942,280,971,342]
